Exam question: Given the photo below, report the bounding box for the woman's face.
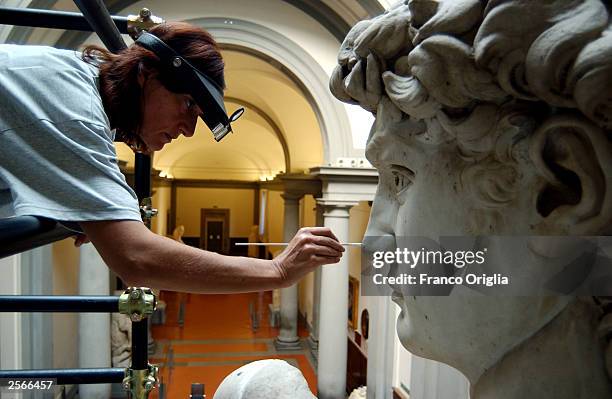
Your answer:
[137,75,202,151]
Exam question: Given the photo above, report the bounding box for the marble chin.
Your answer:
[393,295,569,382]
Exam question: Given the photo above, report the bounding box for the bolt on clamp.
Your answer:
[127,8,165,40]
[139,197,158,224]
[123,364,159,399]
[118,287,157,322]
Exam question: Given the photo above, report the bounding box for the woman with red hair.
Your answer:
[0,22,344,292]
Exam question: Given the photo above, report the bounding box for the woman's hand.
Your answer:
[271,227,345,287]
[80,220,340,293]
[72,233,90,247]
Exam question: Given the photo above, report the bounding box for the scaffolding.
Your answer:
[0,2,166,397]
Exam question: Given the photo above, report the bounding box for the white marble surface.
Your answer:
[214,359,316,399]
[331,1,612,398]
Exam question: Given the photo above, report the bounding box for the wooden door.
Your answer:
[200,209,230,254]
[206,220,223,253]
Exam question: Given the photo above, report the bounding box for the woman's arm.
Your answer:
[80,220,344,293]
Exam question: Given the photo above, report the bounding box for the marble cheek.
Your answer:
[381,148,562,380]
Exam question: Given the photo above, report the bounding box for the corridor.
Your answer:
[149,291,317,397]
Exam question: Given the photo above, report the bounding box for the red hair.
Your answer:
[83,22,224,150]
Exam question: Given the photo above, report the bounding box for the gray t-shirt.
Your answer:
[0,44,141,223]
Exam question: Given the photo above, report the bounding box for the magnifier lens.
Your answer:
[230,108,245,123]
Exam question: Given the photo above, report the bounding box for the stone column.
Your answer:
[308,268,322,352]
[308,205,324,355]
[274,192,302,350]
[79,244,111,398]
[317,201,355,399]
[0,255,23,371]
[409,357,470,399]
[366,296,396,399]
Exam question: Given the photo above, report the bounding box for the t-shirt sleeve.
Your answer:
[0,119,142,222]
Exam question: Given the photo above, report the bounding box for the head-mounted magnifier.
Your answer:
[135,31,244,142]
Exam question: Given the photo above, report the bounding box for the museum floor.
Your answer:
[148,291,317,398]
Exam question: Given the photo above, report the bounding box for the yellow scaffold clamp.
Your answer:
[123,364,159,399]
[127,8,165,40]
[118,287,157,322]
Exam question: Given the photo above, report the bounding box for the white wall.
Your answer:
[409,356,470,399]
[0,255,23,370]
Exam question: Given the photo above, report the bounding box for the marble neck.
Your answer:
[471,299,612,399]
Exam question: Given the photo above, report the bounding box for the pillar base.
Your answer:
[308,335,319,363]
[307,334,318,351]
[274,337,302,351]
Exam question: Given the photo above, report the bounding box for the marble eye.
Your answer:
[390,165,415,196]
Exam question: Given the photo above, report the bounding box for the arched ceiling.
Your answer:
[117,50,323,181]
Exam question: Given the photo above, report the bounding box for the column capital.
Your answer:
[316,199,357,219]
[281,191,304,202]
[278,173,322,198]
[316,198,358,209]
[309,166,378,203]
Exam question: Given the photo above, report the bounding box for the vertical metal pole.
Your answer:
[131,319,148,370]
[72,0,126,52]
[71,5,157,397]
[135,154,152,201]
[71,0,153,225]
[135,153,152,231]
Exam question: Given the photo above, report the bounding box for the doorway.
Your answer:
[200,209,230,254]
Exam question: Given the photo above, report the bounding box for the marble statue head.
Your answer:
[331,0,612,397]
[214,359,316,399]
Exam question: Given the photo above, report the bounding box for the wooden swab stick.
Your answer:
[235,242,362,247]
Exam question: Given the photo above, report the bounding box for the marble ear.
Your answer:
[529,115,612,235]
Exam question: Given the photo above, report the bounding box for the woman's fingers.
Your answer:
[72,234,90,247]
[272,227,349,286]
[311,254,342,264]
[307,242,344,257]
[314,236,345,254]
[302,226,340,242]
[297,227,344,252]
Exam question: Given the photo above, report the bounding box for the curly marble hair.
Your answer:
[331,0,612,208]
[330,0,612,379]
[331,0,612,126]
